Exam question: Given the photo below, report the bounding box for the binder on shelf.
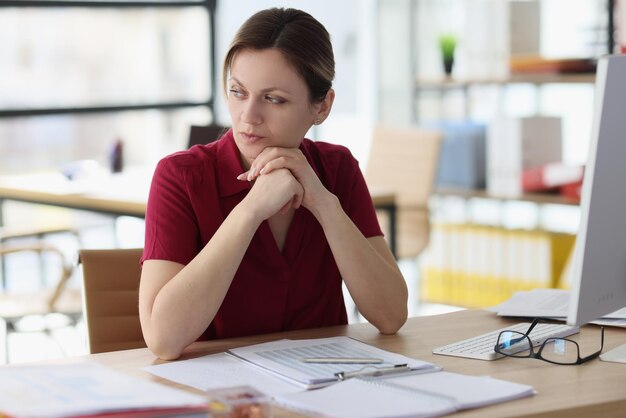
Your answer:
[428,121,487,190]
[522,163,584,193]
[559,179,583,201]
[487,116,562,197]
[420,222,575,308]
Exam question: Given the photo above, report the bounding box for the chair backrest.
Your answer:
[79,248,145,354]
[187,124,229,148]
[365,126,442,208]
[366,126,442,258]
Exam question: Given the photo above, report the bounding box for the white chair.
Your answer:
[0,243,82,362]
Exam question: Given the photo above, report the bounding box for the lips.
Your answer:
[239,131,265,145]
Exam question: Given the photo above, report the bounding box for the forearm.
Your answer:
[312,195,408,334]
[145,203,260,358]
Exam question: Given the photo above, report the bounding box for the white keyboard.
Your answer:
[433,322,580,361]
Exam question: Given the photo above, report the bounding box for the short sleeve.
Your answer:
[142,156,200,265]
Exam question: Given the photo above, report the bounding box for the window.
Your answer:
[0,0,215,172]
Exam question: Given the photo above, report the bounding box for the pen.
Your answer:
[301,357,384,364]
[334,363,411,381]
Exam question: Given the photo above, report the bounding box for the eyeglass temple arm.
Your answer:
[523,318,541,336]
[578,327,605,363]
[500,319,541,348]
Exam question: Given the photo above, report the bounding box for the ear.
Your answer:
[312,89,335,125]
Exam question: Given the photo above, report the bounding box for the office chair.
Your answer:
[0,243,82,363]
[365,125,442,259]
[187,124,229,148]
[79,248,145,354]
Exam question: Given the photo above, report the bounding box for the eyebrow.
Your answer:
[229,77,293,95]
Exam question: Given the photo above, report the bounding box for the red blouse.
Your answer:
[142,130,383,339]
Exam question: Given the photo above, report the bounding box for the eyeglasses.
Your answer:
[494,318,605,365]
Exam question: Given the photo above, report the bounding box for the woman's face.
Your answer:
[227,48,323,169]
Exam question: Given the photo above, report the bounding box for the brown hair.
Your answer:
[223,8,335,103]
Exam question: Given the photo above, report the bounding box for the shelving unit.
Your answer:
[415,72,596,92]
[410,0,615,123]
[406,1,616,308]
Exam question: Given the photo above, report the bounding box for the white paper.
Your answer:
[388,371,535,409]
[0,361,207,418]
[589,318,626,328]
[488,288,626,320]
[143,352,301,397]
[275,377,455,418]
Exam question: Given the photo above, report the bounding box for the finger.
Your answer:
[259,156,292,175]
[247,166,258,181]
[248,150,278,180]
[237,171,250,181]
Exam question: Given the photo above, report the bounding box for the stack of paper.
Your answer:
[0,362,208,418]
[488,288,626,327]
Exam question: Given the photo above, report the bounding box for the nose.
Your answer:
[240,99,263,125]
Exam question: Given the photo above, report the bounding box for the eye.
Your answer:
[265,95,285,105]
[229,88,245,98]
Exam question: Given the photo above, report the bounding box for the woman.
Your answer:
[139,7,407,360]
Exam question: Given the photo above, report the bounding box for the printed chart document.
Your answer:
[489,288,626,327]
[0,362,208,418]
[226,336,440,388]
[274,371,535,418]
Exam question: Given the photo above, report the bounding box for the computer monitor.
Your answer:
[567,54,626,326]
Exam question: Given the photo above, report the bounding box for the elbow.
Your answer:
[149,343,183,361]
[377,314,407,335]
[374,306,408,335]
[144,328,185,361]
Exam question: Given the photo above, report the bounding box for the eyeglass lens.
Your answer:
[497,331,532,357]
[538,338,580,364]
[497,332,581,363]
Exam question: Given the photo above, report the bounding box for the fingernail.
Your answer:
[259,167,267,175]
[236,174,245,180]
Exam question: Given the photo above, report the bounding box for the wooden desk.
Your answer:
[0,170,150,219]
[31,310,626,418]
[0,171,398,256]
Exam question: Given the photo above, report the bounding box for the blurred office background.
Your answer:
[0,0,622,363]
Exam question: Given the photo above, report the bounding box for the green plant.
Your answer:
[438,34,457,61]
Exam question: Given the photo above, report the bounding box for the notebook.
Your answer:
[274,370,536,418]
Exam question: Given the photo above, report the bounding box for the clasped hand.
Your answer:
[237,147,329,220]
